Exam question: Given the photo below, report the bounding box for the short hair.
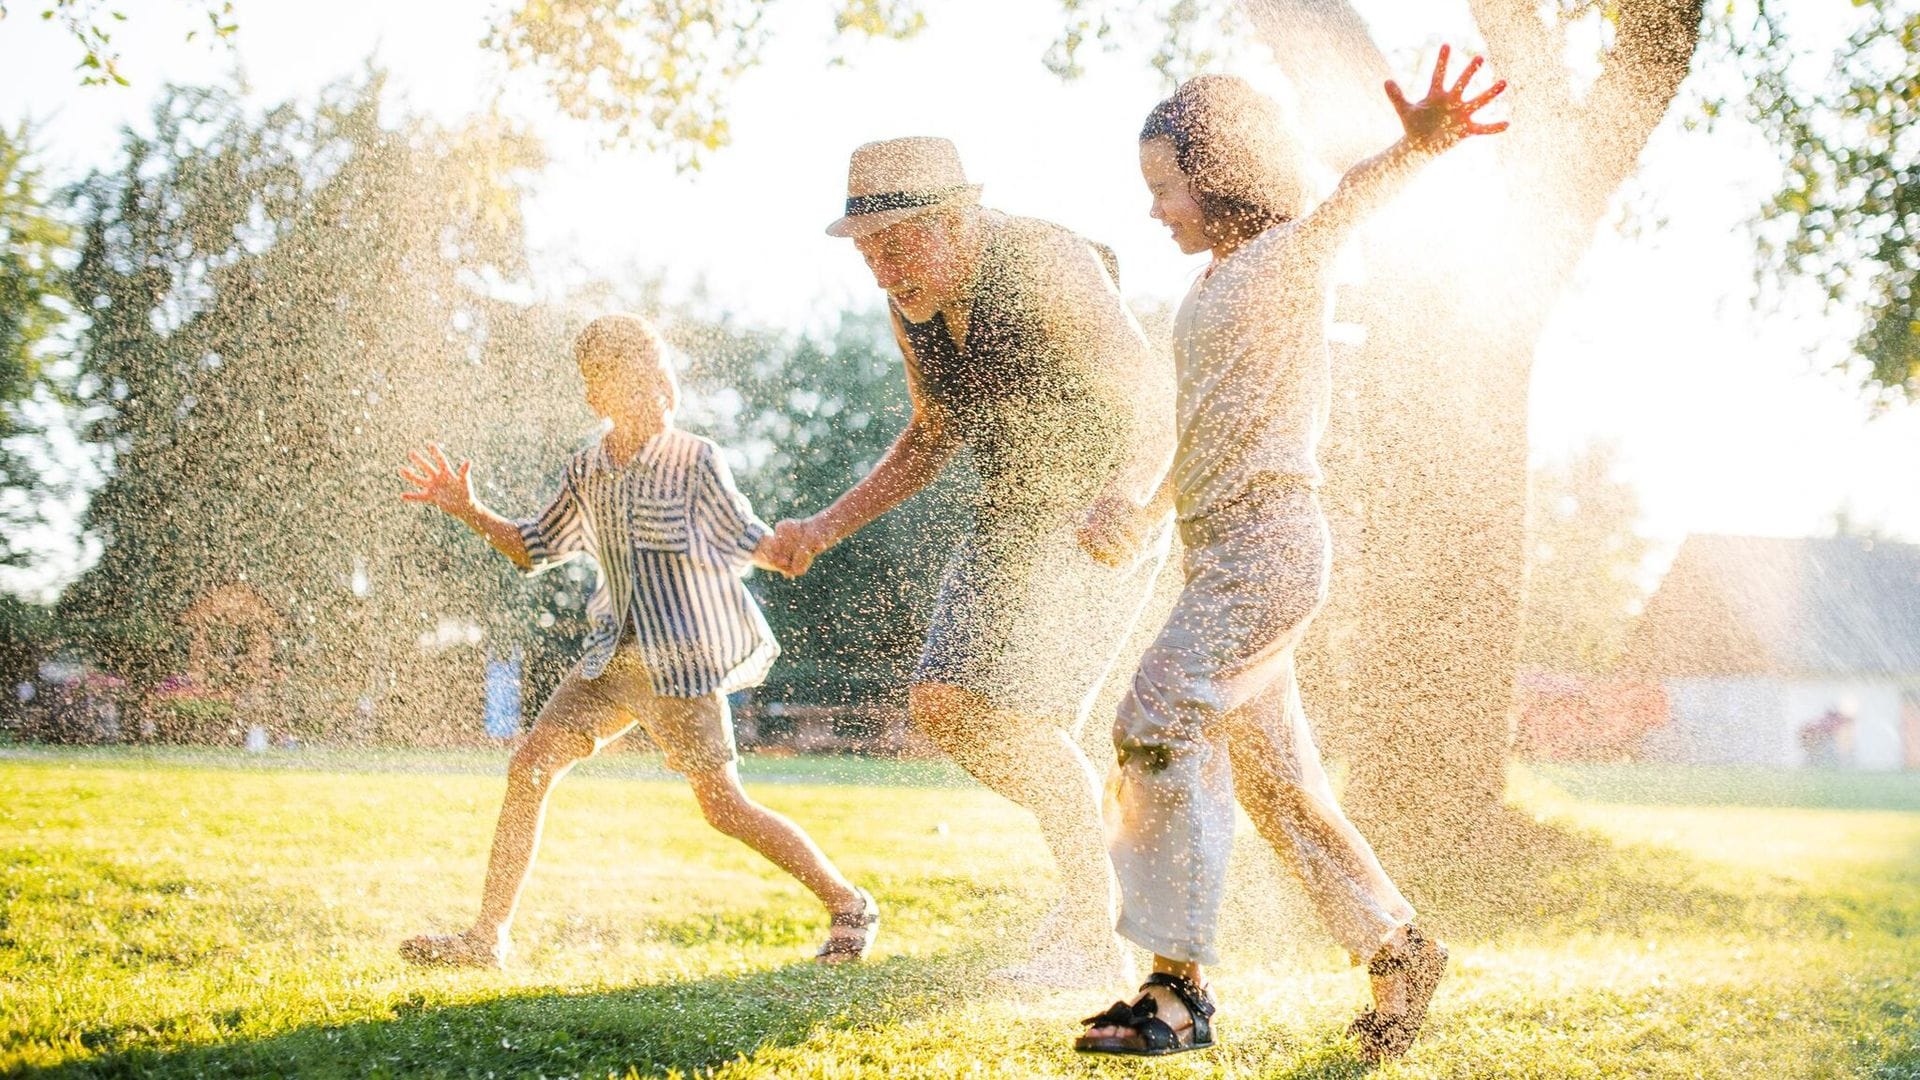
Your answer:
[573,313,664,367]
[573,313,678,408]
[1140,75,1314,244]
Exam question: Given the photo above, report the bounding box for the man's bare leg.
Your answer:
[401,723,596,967]
[910,681,1125,986]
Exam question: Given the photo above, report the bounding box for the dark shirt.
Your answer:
[896,211,1149,536]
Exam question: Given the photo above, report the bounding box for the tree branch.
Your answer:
[1237,0,1397,170]
[1581,0,1706,184]
[1466,0,1575,120]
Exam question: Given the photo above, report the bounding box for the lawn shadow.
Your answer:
[22,953,975,1079]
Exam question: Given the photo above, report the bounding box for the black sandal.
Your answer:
[813,888,879,964]
[1074,972,1217,1056]
[1349,925,1448,1062]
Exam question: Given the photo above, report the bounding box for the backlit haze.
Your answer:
[1,0,1912,600]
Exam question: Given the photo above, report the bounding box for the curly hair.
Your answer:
[1140,74,1315,248]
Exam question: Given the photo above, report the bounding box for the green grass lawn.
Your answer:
[2,748,1916,1078]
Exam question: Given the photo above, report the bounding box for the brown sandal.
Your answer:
[397,932,506,969]
[1349,925,1448,1062]
[814,888,879,964]
[1074,973,1217,1056]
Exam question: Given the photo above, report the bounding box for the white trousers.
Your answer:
[1110,489,1414,965]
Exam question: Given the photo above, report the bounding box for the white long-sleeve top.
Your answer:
[1170,139,1433,522]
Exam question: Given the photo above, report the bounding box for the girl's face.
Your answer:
[1139,137,1212,256]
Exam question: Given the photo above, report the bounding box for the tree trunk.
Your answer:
[1240,0,1706,856]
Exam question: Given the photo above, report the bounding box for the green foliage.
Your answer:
[483,0,1241,162]
[486,0,927,169]
[1734,1,1920,399]
[0,591,54,699]
[56,70,589,740]
[0,124,66,409]
[0,123,74,571]
[145,694,234,741]
[39,58,964,728]
[1042,0,1245,84]
[60,610,180,694]
[1,753,1917,1076]
[1519,442,1654,673]
[11,0,1216,162]
[673,309,970,705]
[0,0,236,86]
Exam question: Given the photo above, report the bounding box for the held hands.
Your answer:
[1077,490,1149,569]
[398,443,476,519]
[760,517,835,578]
[1386,44,1508,152]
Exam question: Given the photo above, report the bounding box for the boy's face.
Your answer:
[577,346,675,428]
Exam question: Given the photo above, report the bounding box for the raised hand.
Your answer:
[1385,44,1508,152]
[398,443,476,519]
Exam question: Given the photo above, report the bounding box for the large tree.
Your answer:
[59,73,589,741]
[1195,0,1707,859]
[473,0,1711,853]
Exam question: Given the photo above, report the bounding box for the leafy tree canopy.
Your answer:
[0,123,78,572]
[1723,1,1919,400]
[0,0,235,86]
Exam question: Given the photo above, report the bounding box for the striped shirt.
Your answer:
[516,427,778,697]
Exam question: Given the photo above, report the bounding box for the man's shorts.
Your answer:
[533,645,737,774]
[916,514,1170,722]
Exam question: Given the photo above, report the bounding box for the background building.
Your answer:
[1624,534,1920,770]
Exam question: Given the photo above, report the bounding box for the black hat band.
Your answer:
[844,185,969,217]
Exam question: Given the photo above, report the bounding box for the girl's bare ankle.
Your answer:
[1384,924,1413,952]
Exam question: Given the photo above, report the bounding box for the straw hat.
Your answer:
[825,137,983,238]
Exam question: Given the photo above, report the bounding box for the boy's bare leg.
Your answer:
[472,724,599,938]
[910,681,1125,986]
[683,762,863,911]
[402,722,597,966]
[683,762,873,961]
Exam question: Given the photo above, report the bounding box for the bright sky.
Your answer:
[2,0,1915,580]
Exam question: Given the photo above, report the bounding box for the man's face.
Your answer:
[853,214,968,323]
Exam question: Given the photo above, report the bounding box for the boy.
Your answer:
[396,313,877,968]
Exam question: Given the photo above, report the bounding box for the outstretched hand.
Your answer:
[398,443,475,519]
[1386,44,1508,152]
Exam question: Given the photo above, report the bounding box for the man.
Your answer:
[766,137,1171,988]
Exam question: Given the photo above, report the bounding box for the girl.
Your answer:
[1072,47,1507,1060]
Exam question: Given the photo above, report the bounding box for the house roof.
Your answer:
[1622,534,1920,679]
